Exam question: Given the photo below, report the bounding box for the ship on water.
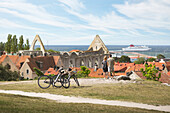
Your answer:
[122,44,151,51]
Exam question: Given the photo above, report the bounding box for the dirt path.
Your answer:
[0,78,134,86]
[0,89,170,112]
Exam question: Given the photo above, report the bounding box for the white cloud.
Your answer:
[0,0,75,29]
[58,0,85,11]
[0,18,41,30]
[59,0,170,38]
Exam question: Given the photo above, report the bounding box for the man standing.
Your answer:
[107,54,115,77]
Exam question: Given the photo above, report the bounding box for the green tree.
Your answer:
[157,54,165,59]
[77,66,91,78]
[18,35,24,50]
[47,49,60,53]
[35,47,40,50]
[11,35,18,53]
[0,64,20,81]
[5,34,12,53]
[140,64,161,81]
[24,39,30,50]
[134,57,145,64]
[0,42,5,51]
[119,55,131,63]
[147,58,156,62]
[33,67,44,76]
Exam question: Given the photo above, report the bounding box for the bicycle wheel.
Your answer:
[62,75,70,88]
[74,76,80,86]
[38,75,51,89]
[52,75,62,88]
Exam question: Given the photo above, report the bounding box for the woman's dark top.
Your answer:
[102,60,108,72]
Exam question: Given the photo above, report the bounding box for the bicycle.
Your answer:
[37,67,80,89]
[61,68,80,88]
[38,67,64,89]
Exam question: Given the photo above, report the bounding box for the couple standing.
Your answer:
[102,54,115,79]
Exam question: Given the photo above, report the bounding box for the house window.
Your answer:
[26,69,29,74]
[5,63,11,70]
[21,72,24,76]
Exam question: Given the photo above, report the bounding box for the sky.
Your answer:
[0,0,170,45]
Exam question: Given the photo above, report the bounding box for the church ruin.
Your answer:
[59,35,109,68]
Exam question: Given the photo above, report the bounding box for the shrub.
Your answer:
[134,57,145,64]
[157,54,165,59]
[114,55,131,63]
[76,66,90,78]
[147,58,156,62]
[0,65,20,81]
[140,64,161,81]
[33,67,44,76]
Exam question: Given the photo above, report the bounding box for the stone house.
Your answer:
[0,55,30,72]
[20,56,63,79]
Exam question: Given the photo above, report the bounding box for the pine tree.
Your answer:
[0,42,5,51]
[5,34,12,53]
[24,39,29,50]
[18,35,24,50]
[11,35,18,53]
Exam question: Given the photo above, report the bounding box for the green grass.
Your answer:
[0,80,170,105]
[0,93,164,113]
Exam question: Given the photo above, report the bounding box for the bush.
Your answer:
[140,64,161,81]
[114,55,131,63]
[76,66,90,78]
[134,57,145,64]
[0,65,20,81]
[47,49,60,53]
[147,58,156,62]
[157,54,165,59]
[33,67,44,76]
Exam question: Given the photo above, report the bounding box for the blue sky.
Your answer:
[0,0,170,45]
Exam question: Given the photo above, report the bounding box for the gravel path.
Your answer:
[0,89,170,112]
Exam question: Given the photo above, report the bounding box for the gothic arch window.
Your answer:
[69,60,73,67]
[88,59,92,68]
[80,59,84,66]
[95,58,98,66]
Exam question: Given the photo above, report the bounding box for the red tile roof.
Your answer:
[126,64,145,73]
[0,55,7,64]
[27,56,56,71]
[16,56,30,69]
[53,56,63,66]
[71,67,125,78]
[44,68,58,75]
[69,50,80,53]
[167,72,170,76]
[8,55,19,64]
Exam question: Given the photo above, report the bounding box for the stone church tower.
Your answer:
[88,35,109,54]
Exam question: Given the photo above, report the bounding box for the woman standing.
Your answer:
[102,56,108,79]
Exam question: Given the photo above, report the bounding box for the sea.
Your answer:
[38,45,170,58]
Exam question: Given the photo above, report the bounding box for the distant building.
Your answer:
[0,55,30,72]
[20,56,63,79]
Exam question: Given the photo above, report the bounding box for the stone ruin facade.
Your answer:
[59,35,109,68]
